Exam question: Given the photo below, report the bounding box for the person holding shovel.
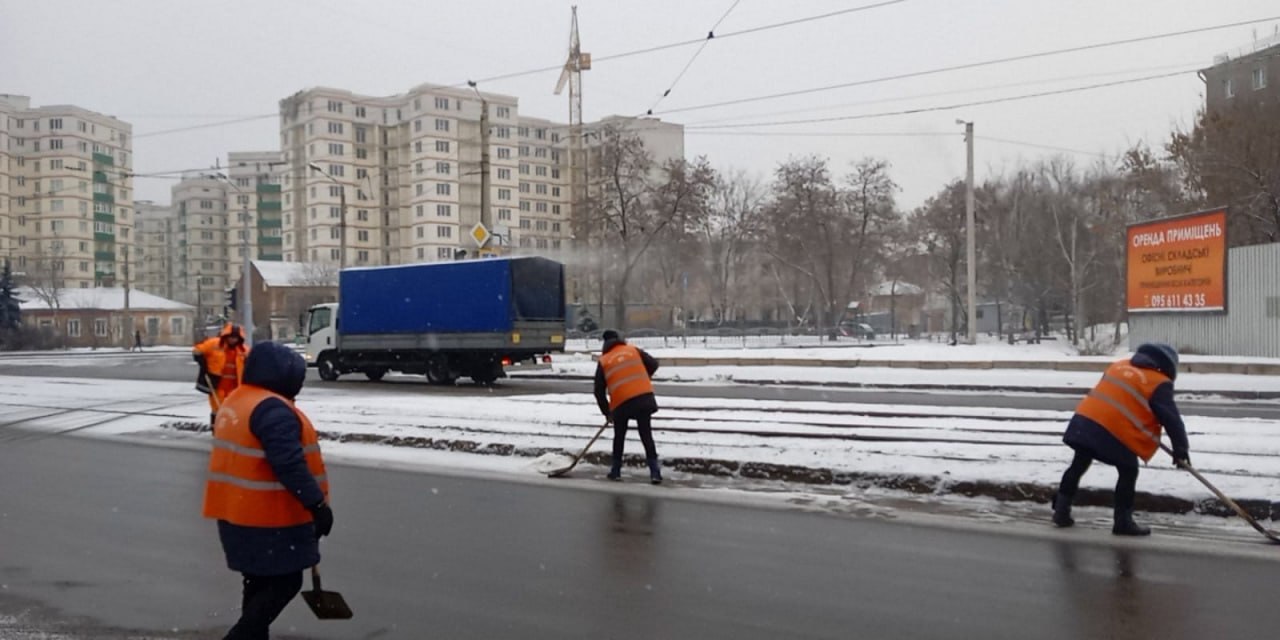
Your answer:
[203,341,335,639]
[1051,342,1191,536]
[594,329,663,483]
[194,324,249,427]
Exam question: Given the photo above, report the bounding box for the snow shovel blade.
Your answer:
[302,566,353,620]
[1161,444,1280,544]
[547,420,610,478]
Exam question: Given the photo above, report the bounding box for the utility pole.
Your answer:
[211,172,255,346]
[196,271,203,342]
[468,82,493,254]
[308,163,346,271]
[122,244,131,349]
[958,119,977,345]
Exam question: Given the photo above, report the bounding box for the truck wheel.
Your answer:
[471,370,499,385]
[317,354,341,381]
[425,356,456,386]
[364,368,387,382]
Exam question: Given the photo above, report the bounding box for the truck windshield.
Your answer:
[308,307,332,336]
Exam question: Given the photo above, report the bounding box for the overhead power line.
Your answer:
[644,0,742,115]
[684,69,1196,129]
[133,114,276,139]
[448,0,908,88]
[685,130,1112,158]
[653,16,1280,116]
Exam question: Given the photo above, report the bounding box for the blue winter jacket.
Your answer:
[1063,351,1189,469]
[215,341,325,576]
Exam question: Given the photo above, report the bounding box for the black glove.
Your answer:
[1173,450,1191,468]
[309,502,334,539]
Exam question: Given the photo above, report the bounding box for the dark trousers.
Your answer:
[612,413,658,463]
[1057,449,1139,512]
[224,571,303,640]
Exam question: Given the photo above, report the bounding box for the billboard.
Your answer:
[1126,208,1227,313]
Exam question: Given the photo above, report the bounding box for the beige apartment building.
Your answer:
[133,200,177,300]
[0,94,133,289]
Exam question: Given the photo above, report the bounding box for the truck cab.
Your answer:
[304,302,339,372]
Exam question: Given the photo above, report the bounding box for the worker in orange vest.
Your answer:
[203,341,333,639]
[194,324,248,427]
[593,329,662,483]
[1052,343,1190,536]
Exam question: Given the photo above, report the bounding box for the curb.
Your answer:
[161,420,1280,522]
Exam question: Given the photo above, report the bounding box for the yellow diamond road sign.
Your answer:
[470,222,492,248]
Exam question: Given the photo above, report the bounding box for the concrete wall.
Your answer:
[1130,243,1280,357]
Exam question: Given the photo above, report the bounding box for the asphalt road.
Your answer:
[2,434,1278,639]
[1,350,1278,420]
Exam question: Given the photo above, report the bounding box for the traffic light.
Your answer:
[225,287,237,311]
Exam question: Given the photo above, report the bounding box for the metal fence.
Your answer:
[1130,243,1280,357]
[564,327,900,352]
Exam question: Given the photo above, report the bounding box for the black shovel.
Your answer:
[301,565,353,619]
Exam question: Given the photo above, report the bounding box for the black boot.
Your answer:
[1051,492,1074,528]
[647,456,662,485]
[1112,509,1151,536]
[607,456,622,481]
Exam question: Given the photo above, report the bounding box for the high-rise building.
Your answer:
[0,94,133,288]
[171,173,228,310]
[133,200,178,300]
[224,151,286,286]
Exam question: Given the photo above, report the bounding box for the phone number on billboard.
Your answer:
[1146,293,1208,308]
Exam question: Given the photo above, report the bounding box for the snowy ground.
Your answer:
[2,374,1277,515]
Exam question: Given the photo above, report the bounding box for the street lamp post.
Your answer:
[211,173,254,346]
[309,163,348,270]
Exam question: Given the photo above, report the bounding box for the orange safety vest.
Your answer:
[202,385,329,528]
[1074,360,1171,461]
[195,339,246,391]
[600,344,654,411]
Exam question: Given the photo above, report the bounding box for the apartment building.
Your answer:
[171,173,228,310]
[224,151,286,285]
[515,116,570,253]
[133,200,177,300]
[0,94,133,289]
[1202,31,1280,112]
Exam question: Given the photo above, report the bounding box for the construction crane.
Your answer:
[554,6,590,302]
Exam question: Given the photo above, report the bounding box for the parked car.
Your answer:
[839,322,876,339]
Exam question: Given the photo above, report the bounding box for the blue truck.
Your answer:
[303,257,566,385]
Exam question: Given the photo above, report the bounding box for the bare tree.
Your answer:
[24,239,68,348]
[1169,99,1280,245]
[701,170,763,325]
[283,262,339,339]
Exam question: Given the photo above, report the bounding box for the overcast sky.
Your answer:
[3,0,1277,210]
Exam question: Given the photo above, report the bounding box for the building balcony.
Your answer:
[92,152,114,166]
[93,212,116,224]
[259,236,283,246]
[257,200,282,212]
[94,250,116,262]
[257,217,282,229]
[256,183,282,194]
[257,251,283,261]
[93,171,110,183]
[93,192,115,204]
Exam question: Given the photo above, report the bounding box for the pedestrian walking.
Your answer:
[1051,343,1190,536]
[194,324,249,427]
[593,329,663,484]
[133,329,144,352]
[203,341,333,639]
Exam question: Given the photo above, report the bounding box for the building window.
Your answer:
[434,119,450,132]
[520,219,531,229]
[415,119,423,132]
[50,138,63,150]
[552,204,561,215]
[535,184,547,195]
[329,164,344,177]
[498,208,512,221]
[436,226,452,238]
[328,121,344,134]
[498,188,511,201]
[94,318,108,337]
[436,140,450,153]
[536,202,547,213]
[520,201,531,211]
[536,220,548,231]
[49,118,63,130]
[435,97,450,110]
[437,248,453,260]
[331,249,341,260]
[552,222,561,233]
[519,183,530,194]
[357,209,369,221]
[328,143,344,156]
[436,183,451,196]
[536,166,547,177]
[357,230,369,242]
[355,106,366,118]
[436,204,451,217]
[1253,67,1268,90]
[67,319,81,337]
[172,317,184,336]
[417,247,425,259]
[496,106,511,119]
[496,126,510,139]
[356,147,368,159]
[327,100,344,113]
[357,250,369,263]
[1225,78,1235,98]
[330,206,340,218]
[436,162,450,175]
[498,168,511,180]
[497,148,511,159]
